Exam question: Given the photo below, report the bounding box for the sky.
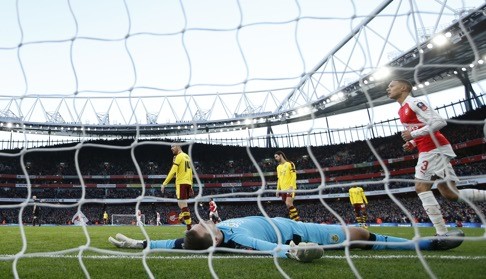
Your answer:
[0,0,485,146]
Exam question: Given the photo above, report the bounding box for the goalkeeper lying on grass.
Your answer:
[109,216,464,263]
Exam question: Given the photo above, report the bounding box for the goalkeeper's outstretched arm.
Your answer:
[108,233,185,249]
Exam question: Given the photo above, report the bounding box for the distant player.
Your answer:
[156,211,162,226]
[32,196,41,226]
[387,79,486,237]
[274,151,300,221]
[208,198,222,224]
[161,144,194,231]
[103,211,109,225]
[136,210,144,226]
[348,186,368,228]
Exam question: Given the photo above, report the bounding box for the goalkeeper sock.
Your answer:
[367,233,430,250]
[418,191,447,235]
[458,189,486,202]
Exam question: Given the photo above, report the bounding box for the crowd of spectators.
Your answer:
[1,194,484,226]
[1,107,484,178]
[0,106,485,226]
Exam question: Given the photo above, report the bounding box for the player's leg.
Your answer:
[417,182,448,235]
[457,187,486,202]
[175,184,185,222]
[352,204,362,226]
[215,211,222,222]
[415,152,448,235]
[209,212,217,223]
[360,204,368,229]
[285,195,300,221]
[439,180,486,202]
[436,163,486,202]
[178,200,191,230]
[348,227,463,251]
[177,184,192,230]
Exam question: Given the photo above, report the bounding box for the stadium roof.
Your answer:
[323,4,486,115]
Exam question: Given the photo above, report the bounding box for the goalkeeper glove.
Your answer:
[285,241,323,263]
[108,233,145,249]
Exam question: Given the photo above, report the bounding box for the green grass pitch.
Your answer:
[0,225,485,278]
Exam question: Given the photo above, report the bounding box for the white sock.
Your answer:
[458,189,486,202]
[418,191,448,235]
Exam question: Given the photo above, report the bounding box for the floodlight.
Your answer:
[432,34,448,46]
[373,67,391,80]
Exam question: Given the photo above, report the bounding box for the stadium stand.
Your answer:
[0,107,485,225]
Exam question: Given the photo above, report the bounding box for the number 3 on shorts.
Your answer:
[421,160,429,171]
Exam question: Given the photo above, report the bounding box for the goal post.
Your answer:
[111,214,145,225]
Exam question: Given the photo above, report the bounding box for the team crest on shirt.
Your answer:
[416,101,428,111]
[329,234,340,244]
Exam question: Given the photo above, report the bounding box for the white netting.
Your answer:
[0,0,485,278]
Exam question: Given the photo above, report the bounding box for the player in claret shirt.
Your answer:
[386,79,486,237]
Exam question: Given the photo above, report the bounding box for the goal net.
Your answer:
[0,0,485,278]
[111,214,145,226]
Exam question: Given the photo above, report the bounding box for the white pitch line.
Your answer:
[1,254,485,260]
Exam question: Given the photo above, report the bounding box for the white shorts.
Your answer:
[415,145,459,182]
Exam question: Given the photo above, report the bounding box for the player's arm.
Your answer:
[290,162,297,190]
[230,234,288,257]
[409,100,447,138]
[109,233,184,250]
[162,155,181,189]
[150,238,185,249]
[162,165,177,184]
[362,190,368,204]
[230,235,323,262]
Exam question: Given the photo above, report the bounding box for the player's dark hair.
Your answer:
[394,79,413,92]
[184,230,213,250]
[275,150,289,161]
[275,151,295,170]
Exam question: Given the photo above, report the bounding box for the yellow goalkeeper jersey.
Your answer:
[276,161,297,191]
[349,186,368,204]
[163,151,193,186]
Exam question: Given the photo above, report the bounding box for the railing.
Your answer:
[189,94,485,147]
